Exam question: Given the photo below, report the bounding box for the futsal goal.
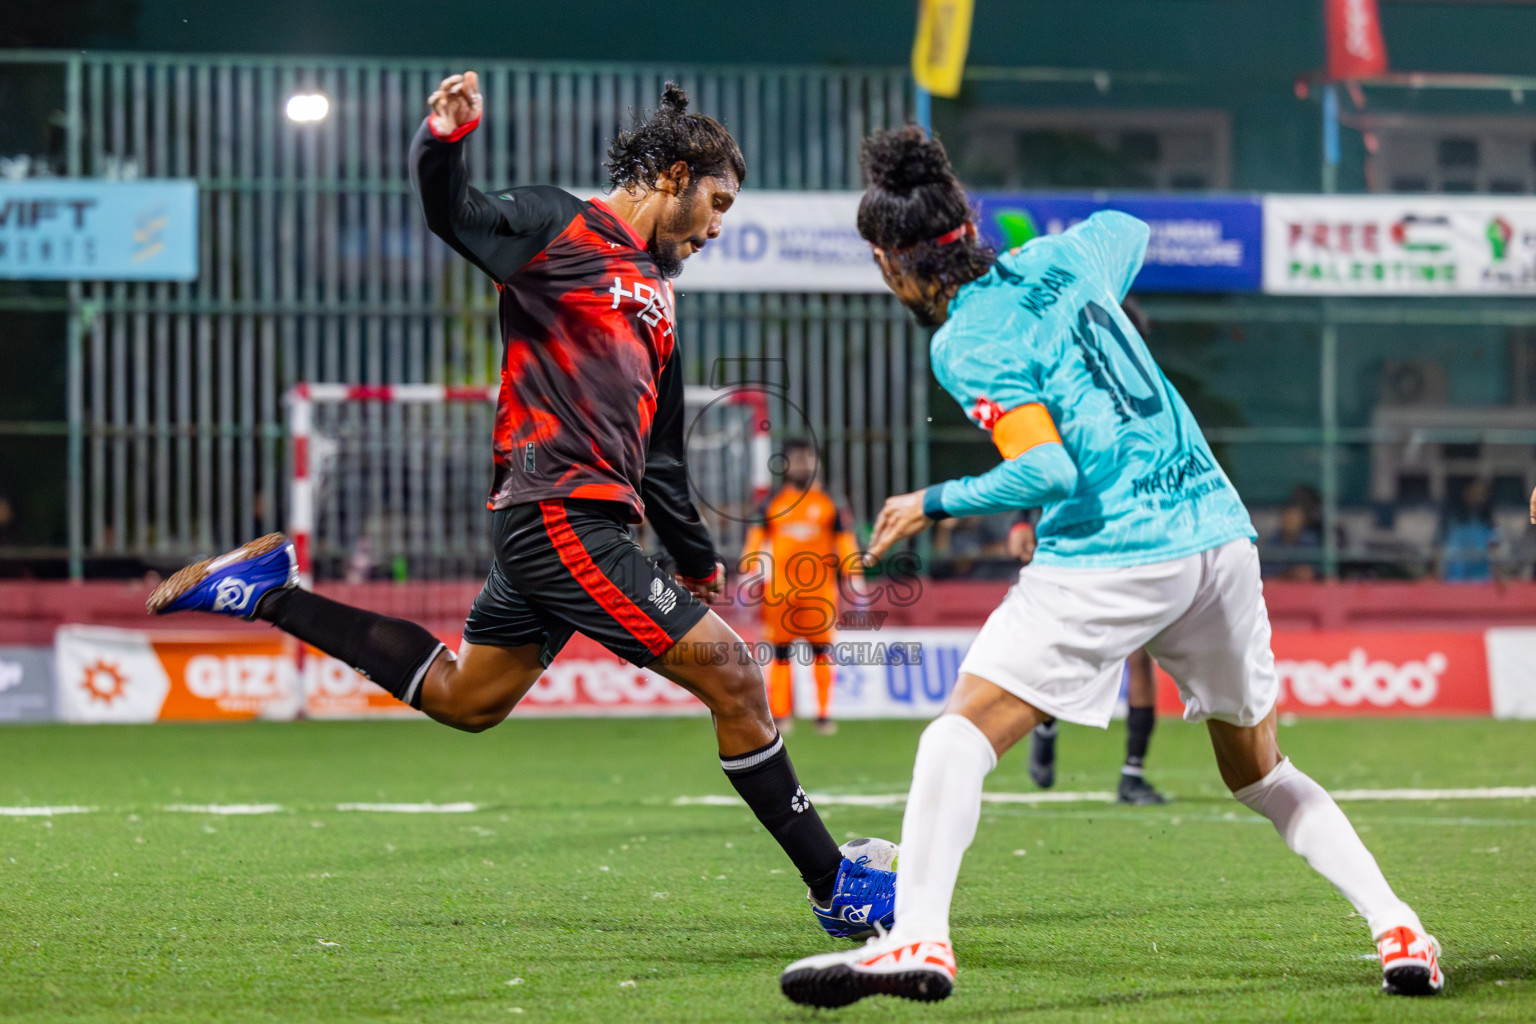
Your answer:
[286,383,769,583]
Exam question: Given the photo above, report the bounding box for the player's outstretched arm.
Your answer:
[866,444,1077,559]
[410,71,567,282]
[642,356,724,600]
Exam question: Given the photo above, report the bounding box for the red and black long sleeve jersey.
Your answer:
[410,116,717,577]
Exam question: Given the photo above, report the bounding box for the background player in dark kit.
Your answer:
[148,72,886,932]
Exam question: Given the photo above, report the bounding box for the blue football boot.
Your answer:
[146,533,299,620]
[811,853,898,941]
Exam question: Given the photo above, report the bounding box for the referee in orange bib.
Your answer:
[740,439,862,734]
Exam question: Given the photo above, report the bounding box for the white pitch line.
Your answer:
[1332,786,1536,802]
[676,786,1536,809]
[0,805,95,817]
[334,802,479,813]
[164,803,285,815]
[673,791,1116,808]
[982,791,1117,805]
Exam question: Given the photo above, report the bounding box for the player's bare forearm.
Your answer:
[868,490,934,559]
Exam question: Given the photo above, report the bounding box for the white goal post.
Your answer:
[286,383,770,583]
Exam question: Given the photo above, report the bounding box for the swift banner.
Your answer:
[1263,195,1536,295]
[0,180,198,281]
[974,194,1264,293]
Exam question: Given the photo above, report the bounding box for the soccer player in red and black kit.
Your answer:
[146,72,895,940]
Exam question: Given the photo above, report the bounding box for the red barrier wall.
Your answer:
[6,578,1536,646]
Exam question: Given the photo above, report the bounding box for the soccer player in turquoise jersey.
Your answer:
[779,127,1443,1008]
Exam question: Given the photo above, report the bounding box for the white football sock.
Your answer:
[1234,757,1423,939]
[892,714,997,943]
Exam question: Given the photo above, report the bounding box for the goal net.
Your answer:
[287,383,768,583]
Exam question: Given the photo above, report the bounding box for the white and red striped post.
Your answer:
[287,382,770,584]
[285,383,501,585]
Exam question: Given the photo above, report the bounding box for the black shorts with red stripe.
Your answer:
[462,499,709,667]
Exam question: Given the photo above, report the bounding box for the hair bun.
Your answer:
[862,124,954,194]
[660,82,690,116]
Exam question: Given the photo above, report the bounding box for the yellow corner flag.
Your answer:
[912,0,975,99]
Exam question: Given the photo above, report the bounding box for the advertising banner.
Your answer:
[679,192,879,293]
[55,626,301,723]
[48,625,1526,722]
[682,191,1264,294]
[302,633,709,719]
[974,194,1264,293]
[1263,194,1536,295]
[264,630,963,720]
[0,645,54,722]
[1157,630,1492,718]
[301,645,424,719]
[1484,628,1536,719]
[818,628,978,719]
[0,180,198,281]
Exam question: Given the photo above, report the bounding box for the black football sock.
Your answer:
[1124,705,1156,775]
[256,588,443,709]
[721,734,842,902]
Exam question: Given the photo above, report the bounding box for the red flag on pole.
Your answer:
[1324,0,1388,80]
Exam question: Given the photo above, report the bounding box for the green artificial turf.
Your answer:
[1,716,1533,1022]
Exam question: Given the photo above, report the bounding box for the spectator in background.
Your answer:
[0,494,15,547]
[1009,513,1167,805]
[1265,483,1341,581]
[1439,478,1500,583]
[739,439,862,734]
[931,511,1015,579]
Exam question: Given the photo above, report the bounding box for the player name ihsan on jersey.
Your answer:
[1013,264,1078,319]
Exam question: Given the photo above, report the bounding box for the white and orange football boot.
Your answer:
[780,932,956,1008]
[1377,925,1444,996]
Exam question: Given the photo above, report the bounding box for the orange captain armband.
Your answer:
[991,403,1061,459]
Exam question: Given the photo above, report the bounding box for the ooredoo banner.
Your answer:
[302,633,709,719]
[1155,630,1493,717]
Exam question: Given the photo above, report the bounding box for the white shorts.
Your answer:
[957,539,1277,728]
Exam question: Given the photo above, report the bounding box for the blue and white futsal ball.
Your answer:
[840,836,899,872]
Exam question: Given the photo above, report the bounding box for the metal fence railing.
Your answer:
[0,51,914,576]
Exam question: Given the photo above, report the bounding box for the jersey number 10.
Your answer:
[1072,300,1164,423]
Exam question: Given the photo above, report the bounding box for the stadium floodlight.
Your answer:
[285,93,329,123]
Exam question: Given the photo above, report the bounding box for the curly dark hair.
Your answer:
[606,83,747,193]
[857,125,994,289]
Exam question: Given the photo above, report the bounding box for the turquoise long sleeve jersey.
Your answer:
[921,211,1255,569]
